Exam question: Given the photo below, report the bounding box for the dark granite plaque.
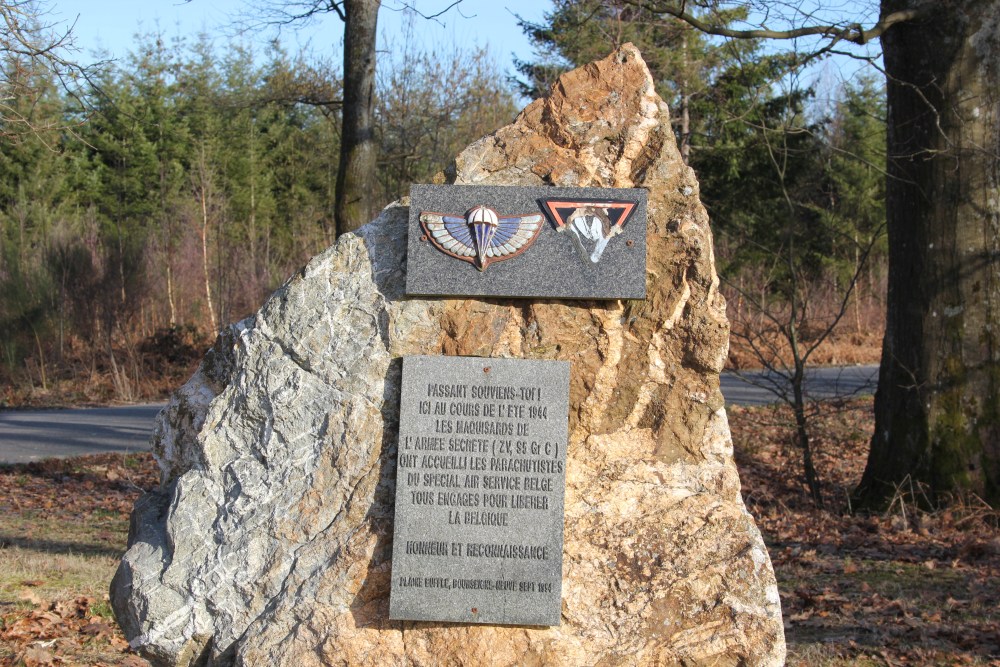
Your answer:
[389,355,570,626]
[406,184,646,299]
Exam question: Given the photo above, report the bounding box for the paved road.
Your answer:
[0,365,879,464]
[721,364,878,407]
[0,404,166,464]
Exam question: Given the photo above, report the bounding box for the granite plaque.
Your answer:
[406,184,647,299]
[389,355,570,626]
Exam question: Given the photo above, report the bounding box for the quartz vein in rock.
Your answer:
[112,43,785,667]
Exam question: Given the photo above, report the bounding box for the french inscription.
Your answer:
[389,355,569,626]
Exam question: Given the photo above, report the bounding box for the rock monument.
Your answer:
[112,44,785,666]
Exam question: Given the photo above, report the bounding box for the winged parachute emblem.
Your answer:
[419,205,544,272]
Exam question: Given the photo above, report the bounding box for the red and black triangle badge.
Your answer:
[540,199,638,238]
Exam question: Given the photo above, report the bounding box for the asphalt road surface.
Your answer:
[0,365,879,464]
[720,364,878,407]
[0,404,166,464]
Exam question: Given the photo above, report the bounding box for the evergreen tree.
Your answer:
[516,2,890,504]
[517,0,756,161]
[0,22,520,401]
[0,53,72,387]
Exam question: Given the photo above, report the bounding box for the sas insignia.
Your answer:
[419,205,544,272]
[541,199,638,263]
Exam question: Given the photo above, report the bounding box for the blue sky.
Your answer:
[52,0,549,80]
[48,0,879,111]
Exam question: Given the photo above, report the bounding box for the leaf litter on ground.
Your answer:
[1,399,998,665]
[0,454,157,666]
[731,397,1000,666]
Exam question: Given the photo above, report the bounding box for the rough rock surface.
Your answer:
[112,44,785,666]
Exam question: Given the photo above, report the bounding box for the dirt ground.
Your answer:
[732,399,1000,665]
[1,400,997,666]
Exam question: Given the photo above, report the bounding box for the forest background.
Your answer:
[5,5,1000,664]
[0,0,887,408]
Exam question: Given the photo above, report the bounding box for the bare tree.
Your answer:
[239,0,472,236]
[0,0,96,138]
[334,0,379,235]
[231,0,379,236]
[622,0,1000,510]
[716,75,886,506]
[727,228,884,507]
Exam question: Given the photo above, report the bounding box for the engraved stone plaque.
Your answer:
[406,184,647,299]
[389,355,570,626]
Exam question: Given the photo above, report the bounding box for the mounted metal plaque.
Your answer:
[389,355,570,626]
[406,184,646,299]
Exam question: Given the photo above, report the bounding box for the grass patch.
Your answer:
[0,546,121,610]
[1,401,998,665]
[0,453,158,666]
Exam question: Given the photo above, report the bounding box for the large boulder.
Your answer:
[112,44,785,666]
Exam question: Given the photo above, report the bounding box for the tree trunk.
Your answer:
[197,148,218,334]
[335,0,380,237]
[200,188,217,334]
[28,320,47,391]
[679,34,691,164]
[166,263,177,327]
[856,0,1000,508]
[249,116,258,274]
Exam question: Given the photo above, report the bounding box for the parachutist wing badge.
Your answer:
[420,205,543,271]
[419,212,476,258]
[541,199,638,263]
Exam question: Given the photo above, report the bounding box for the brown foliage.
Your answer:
[0,454,159,666]
[0,596,144,667]
[731,399,1000,665]
[0,454,159,519]
[2,404,998,664]
[1,327,209,409]
[728,326,883,370]
[723,273,886,370]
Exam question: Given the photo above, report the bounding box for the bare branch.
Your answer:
[0,0,106,140]
[620,1,930,46]
[234,0,346,32]
[384,0,463,26]
[799,223,885,366]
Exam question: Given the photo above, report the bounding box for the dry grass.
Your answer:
[722,271,886,371]
[0,547,119,607]
[728,327,884,369]
[0,454,157,666]
[1,403,997,665]
[0,327,208,410]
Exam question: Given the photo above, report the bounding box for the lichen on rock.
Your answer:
[112,43,785,667]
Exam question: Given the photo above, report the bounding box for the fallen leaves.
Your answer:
[0,454,157,666]
[0,454,158,519]
[1,594,139,666]
[18,647,55,667]
[731,398,1000,666]
[2,403,998,665]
